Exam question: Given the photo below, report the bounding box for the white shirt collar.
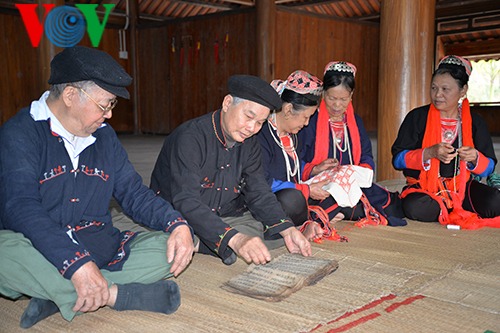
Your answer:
[30,91,107,131]
[30,91,105,168]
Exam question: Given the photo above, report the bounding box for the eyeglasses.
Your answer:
[78,87,118,113]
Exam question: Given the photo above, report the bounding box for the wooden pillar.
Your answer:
[377,0,436,181]
[37,0,64,94]
[255,0,275,81]
[129,0,141,134]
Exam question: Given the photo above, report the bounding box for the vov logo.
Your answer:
[16,4,115,47]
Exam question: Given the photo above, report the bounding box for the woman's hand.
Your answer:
[311,158,339,177]
[457,146,478,164]
[309,180,330,201]
[424,143,457,164]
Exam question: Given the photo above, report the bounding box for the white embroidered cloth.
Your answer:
[304,165,373,207]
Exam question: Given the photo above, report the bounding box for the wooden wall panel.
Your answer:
[275,11,380,131]
[137,11,256,134]
[0,11,132,132]
[2,9,378,133]
[0,13,39,126]
[137,28,171,134]
[472,106,500,136]
[78,30,133,133]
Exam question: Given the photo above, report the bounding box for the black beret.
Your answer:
[48,46,132,99]
[227,75,282,110]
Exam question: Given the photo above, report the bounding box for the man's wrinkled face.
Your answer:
[220,95,270,142]
[67,85,116,137]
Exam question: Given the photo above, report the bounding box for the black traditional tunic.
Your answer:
[392,104,496,179]
[150,109,294,260]
[391,104,500,221]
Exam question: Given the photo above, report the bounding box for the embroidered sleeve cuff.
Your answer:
[468,151,490,176]
[215,227,239,260]
[263,219,295,239]
[60,251,93,279]
[359,163,372,170]
[405,149,426,170]
[295,183,310,200]
[165,218,194,239]
[302,163,315,181]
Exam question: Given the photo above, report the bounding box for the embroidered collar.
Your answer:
[211,109,242,148]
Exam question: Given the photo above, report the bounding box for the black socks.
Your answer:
[198,241,237,265]
[19,281,180,328]
[111,280,181,315]
[20,298,60,328]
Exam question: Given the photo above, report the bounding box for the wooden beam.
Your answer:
[203,0,253,6]
[436,9,500,23]
[436,0,500,19]
[164,0,240,10]
[277,6,379,26]
[436,0,495,9]
[352,12,380,21]
[445,38,500,56]
[437,24,500,36]
[279,0,346,8]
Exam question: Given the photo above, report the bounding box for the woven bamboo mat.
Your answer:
[2,198,500,332]
[316,218,500,295]
[310,294,500,333]
[0,246,419,333]
[418,259,500,314]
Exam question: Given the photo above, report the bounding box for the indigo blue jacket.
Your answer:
[0,106,189,279]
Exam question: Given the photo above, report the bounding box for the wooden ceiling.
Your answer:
[2,0,499,58]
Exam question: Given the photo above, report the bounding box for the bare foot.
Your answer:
[301,221,324,242]
[330,213,345,225]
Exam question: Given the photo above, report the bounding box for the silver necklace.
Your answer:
[268,115,300,182]
[330,119,353,165]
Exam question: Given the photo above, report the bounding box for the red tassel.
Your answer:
[307,205,348,242]
[214,34,219,64]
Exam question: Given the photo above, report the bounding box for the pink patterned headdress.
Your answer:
[271,70,323,98]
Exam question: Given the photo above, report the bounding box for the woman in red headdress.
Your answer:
[300,62,406,227]
[258,70,338,242]
[392,55,500,229]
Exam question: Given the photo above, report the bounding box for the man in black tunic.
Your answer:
[151,75,312,265]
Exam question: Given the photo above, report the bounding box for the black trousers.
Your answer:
[402,179,500,222]
[275,188,309,226]
[275,188,366,226]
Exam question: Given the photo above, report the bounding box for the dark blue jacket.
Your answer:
[0,107,189,279]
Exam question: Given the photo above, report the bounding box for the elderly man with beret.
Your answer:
[150,75,312,266]
[0,46,194,328]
